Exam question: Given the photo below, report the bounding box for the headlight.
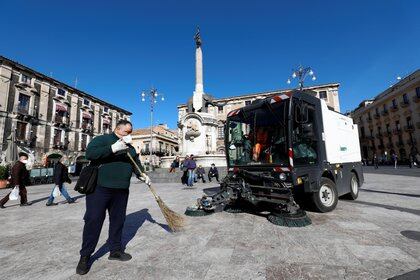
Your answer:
[279,173,287,181]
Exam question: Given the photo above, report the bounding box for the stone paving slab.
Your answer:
[0,173,420,279]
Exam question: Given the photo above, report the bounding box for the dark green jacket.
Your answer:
[86,133,144,189]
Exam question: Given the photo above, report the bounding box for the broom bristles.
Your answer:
[156,197,185,232]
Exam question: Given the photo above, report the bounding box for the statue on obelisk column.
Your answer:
[193,27,204,112]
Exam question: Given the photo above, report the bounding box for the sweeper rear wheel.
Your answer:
[267,209,312,227]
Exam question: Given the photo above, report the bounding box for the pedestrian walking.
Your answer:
[76,120,150,275]
[186,155,197,187]
[392,153,398,169]
[208,163,219,182]
[0,152,32,208]
[180,155,189,185]
[169,156,180,173]
[196,165,206,183]
[373,154,378,169]
[46,157,75,206]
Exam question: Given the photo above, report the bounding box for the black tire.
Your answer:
[343,173,359,200]
[311,177,338,213]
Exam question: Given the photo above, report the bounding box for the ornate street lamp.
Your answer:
[286,66,317,90]
[141,88,164,170]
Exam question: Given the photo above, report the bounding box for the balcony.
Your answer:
[400,101,409,108]
[53,141,66,150]
[80,142,87,151]
[390,105,398,112]
[15,105,38,122]
[393,128,402,135]
[404,125,415,132]
[397,140,404,147]
[375,133,382,139]
[386,143,394,149]
[374,113,380,119]
[54,115,70,128]
[381,110,389,116]
[384,131,392,137]
[413,95,420,103]
[81,122,93,133]
[367,117,373,123]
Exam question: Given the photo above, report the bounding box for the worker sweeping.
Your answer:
[76,120,151,275]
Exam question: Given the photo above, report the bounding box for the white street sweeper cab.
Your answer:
[185,89,363,226]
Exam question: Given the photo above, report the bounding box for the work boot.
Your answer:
[108,251,132,262]
[76,255,90,275]
[20,202,32,206]
[67,199,76,204]
[46,202,58,206]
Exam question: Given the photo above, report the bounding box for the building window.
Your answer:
[245,100,251,106]
[375,108,379,115]
[383,103,387,111]
[20,74,31,85]
[319,91,327,100]
[407,116,412,127]
[360,127,365,137]
[416,87,420,98]
[386,124,390,133]
[395,120,400,130]
[54,129,63,146]
[57,88,66,97]
[402,94,409,104]
[104,107,109,113]
[218,106,223,113]
[218,126,224,139]
[16,122,27,141]
[392,99,397,107]
[18,93,30,114]
[83,99,91,107]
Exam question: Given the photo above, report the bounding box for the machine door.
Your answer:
[291,98,323,190]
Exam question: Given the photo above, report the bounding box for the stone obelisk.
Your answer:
[193,28,204,112]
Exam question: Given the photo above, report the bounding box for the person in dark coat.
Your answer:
[208,163,219,182]
[181,155,189,185]
[169,156,180,173]
[76,120,149,275]
[0,152,31,208]
[196,165,206,183]
[46,157,75,206]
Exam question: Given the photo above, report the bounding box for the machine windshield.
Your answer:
[226,101,289,166]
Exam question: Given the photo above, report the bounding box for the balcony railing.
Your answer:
[81,122,93,132]
[54,115,70,126]
[404,125,415,132]
[17,105,30,115]
[400,101,409,108]
[53,141,65,150]
[390,104,398,112]
[393,128,402,135]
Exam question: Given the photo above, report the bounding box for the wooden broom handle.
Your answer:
[126,152,159,200]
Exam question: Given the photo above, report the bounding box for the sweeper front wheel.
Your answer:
[267,209,312,227]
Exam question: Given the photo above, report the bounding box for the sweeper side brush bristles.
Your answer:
[267,209,312,227]
[127,152,185,232]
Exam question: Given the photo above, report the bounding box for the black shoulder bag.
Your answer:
[74,163,100,195]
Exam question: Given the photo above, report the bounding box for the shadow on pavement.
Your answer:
[349,200,420,217]
[389,268,420,280]
[30,194,85,205]
[89,208,170,265]
[360,189,420,198]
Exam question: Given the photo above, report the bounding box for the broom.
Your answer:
[126,152,185,232]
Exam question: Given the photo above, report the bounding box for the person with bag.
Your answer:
[76,120,150,275]
[0,152,31,208]
[186,154,197,187]
[46,157,76,206]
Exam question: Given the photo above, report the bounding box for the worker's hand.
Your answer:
[139,174,151,186]
[111,139,128,153]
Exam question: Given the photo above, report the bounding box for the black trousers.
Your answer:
[80,185,129,257]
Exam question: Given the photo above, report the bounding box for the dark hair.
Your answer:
[18,152,28,158]
[116,119,132,128]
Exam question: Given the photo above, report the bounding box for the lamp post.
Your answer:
[286,66,317,90]
[141,88,164,170]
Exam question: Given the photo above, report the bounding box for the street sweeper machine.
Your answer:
[185,89,364,227]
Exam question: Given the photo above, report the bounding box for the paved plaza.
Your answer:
[0,171,420,280]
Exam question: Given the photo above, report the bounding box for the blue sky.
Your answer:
[1,0,419,129]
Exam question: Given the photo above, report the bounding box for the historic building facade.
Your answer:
[131,124,178,167]
[177,83,340,155]
[351,69,420,163]
[0,56,131,166]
